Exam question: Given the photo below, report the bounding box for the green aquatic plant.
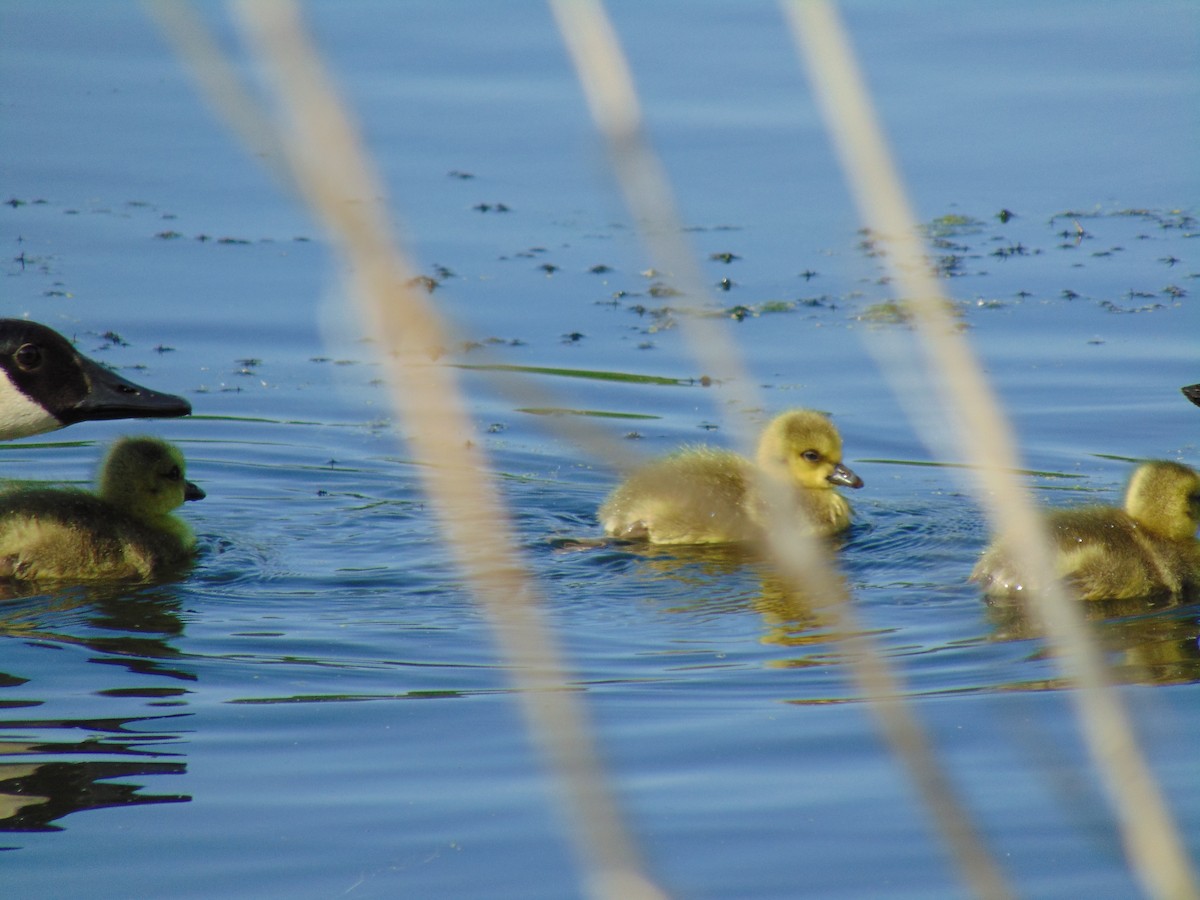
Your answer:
[516,407,660,420]
[455,362,695,386]
[856,297,964,326]
[923,213,985,238]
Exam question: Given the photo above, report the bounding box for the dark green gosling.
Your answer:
[0,318,191,440]
[972,460,1200,602]
[0,436,205,583]
[599,409,863,545]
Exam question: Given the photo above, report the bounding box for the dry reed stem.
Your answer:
[153,2,663,897]
[547,0,838,592]
[549,2,1011,897]
[143,2,288,184]
[784,3,1199,898]
[144,2,642,477]
[547,0,758,432]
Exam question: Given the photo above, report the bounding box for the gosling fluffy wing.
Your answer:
[972,507,1192,602]
[793,488,854,536]
[600,448,758,545]
[0,489,189,582]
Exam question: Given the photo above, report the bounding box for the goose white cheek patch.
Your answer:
[0,376,62,439]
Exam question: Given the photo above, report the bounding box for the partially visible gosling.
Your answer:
[0,436,205,583]
[1183,384,1200,407]
[972,460,1200,601]
[599,409,863,545]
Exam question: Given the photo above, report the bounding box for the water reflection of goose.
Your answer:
[0,747,190,832]
[0,437,204,584]
[972,460,1200,602]
[0,582,194,832]
[0,319,190,440]
[600,409,863,545]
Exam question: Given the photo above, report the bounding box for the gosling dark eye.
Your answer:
[166,465,183,481]
[801,449,821,463]
[14,343,43,371]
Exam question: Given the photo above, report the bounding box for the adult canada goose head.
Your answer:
[0,318,191,440]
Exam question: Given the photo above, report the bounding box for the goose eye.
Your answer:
[801,449,821,463]
[166,465,182,481]
[14,343,43,371]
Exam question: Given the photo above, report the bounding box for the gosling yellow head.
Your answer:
[100,436,206,527]
[1123,460,1200,541]
[599,408,862,545]
[0,436,204,584]
[755,409,864,492]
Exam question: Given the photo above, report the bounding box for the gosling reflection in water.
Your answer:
[590,540,854,656]
[971,460,1200,603]
[0,754,188,832]
[986,594,1200,687]
[0,585,193,832]
[587,410,866,655]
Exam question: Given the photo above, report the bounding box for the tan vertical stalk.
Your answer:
[784,3,1199,898]
[549,2,1011,897]
[150,1,664,897]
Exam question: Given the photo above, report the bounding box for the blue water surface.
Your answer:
[1,2,1198,898]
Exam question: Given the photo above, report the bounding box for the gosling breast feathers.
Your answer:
[0,436,205,583]
[0,319,191,441]
[599,409,863,545]
[972,460,1200,601]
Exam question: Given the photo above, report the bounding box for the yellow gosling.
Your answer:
[0,436,204,583]
[599,409,863,545]
[972,460,1200,602]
